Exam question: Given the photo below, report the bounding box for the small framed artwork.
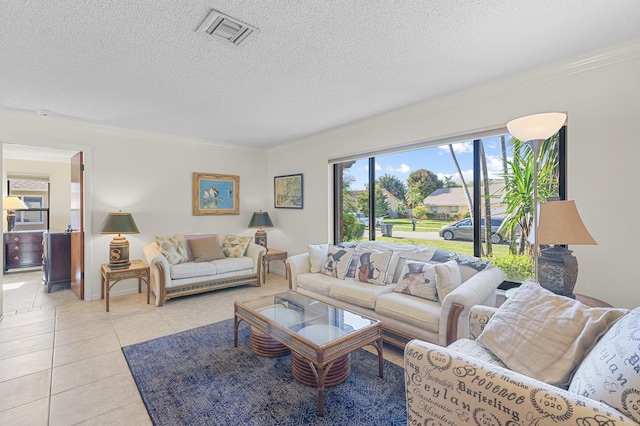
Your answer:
[192,172,240,215]
[274,173,303,209]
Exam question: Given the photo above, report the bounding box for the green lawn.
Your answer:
[373,236,511,257]
[379,218,456,232]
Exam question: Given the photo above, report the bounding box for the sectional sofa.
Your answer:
[286,241,504,347]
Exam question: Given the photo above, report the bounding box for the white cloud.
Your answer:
[438,141,473,154]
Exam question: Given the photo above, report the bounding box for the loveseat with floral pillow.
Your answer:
[143,233,265,306]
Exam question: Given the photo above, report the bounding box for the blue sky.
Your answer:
[346,136,512,190]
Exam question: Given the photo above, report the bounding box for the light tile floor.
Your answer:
[0,269,404,425]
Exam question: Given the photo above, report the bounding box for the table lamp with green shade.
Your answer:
[248,210,273,249]
[99,210,140,269]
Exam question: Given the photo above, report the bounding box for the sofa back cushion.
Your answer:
[434,260,462,300]
[307,244,330,273]
[476,280,628,388]
[569,308,640,423]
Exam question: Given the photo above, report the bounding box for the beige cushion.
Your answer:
[221,235,251,258]
[329,280,394,310]
[211,256,253,274]
[393,261,438,301]
[476,280,628,388]
[374,292,440,332]
[320,246,354,279]
[169,261,217,279]
[155,234,189,265]
[434,260,462,300]
[188,237,225,262]
[569,308,637,422]
[354,249,393,286]
[308,244,330,273]
[184,233,219,261]
[295,273,335,297]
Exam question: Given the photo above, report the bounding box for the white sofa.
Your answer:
[286,241,504,347]
[405,281,637,424]
[143,233,265,306]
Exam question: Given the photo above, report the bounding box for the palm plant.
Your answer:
[500,136,559,257]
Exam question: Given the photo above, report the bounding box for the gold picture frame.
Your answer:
[192,173,240,215]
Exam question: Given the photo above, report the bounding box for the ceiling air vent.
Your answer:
[196,9,258,46]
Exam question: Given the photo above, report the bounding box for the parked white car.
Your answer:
[351,212,383,227]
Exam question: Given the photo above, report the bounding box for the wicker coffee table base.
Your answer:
[250,328,291,357]
[291,352,351,387]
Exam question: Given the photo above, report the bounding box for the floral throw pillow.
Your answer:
[222,235,252,258]
[354,249,393,286]
[320,246,354,279]
[393,261,438,301]
[156,234,188,265]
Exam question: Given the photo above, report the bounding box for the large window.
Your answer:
[333,127,566,285]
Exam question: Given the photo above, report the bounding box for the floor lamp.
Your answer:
[506,112,567,282]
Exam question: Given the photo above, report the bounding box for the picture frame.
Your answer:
[192,172,240,215]
[274,173,303,209]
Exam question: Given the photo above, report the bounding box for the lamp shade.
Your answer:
[537,200,596,245]
[507,112,567,141]
[248,211,274,228]
[99,211,140,234]
[3,196,28,210]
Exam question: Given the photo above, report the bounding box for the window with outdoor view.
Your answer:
[333,127,566,285]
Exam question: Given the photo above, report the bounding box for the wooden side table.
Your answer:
[100,259,150,312]
[261,248,287,284]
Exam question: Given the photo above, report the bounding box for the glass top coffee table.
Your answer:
[234,291,383,416]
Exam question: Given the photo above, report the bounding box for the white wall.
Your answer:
[267,40,640,309]
[2,156,72,231]
[0,115,266,305]
[1,40,639,312]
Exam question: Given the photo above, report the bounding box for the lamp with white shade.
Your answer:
[536,200,597,298]
[506,112,567,282]
[3,196,28,231]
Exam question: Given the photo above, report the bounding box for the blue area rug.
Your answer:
[122,318,407,425]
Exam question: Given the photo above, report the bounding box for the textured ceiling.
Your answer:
[2,1,640,148]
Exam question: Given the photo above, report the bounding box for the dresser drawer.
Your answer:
[6,250,43,267]
[4,231,45,271]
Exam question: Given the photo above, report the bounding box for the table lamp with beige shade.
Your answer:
[3,196,28,231]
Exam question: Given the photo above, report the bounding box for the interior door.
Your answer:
[70,152,84,299]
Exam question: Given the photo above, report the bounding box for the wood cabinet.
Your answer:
[4,231,44,272]
[42,231,71,292]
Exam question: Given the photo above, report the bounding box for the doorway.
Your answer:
[2,143,85,314]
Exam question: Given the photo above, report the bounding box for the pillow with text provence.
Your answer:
[222,235,251,258]
[320,246,354,279]
[477,280,628,388]
[569,308,638,422]
[393,261,438,301]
